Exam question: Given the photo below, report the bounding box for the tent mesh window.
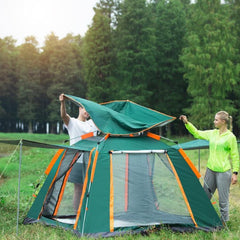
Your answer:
[42,149,90,224]
[112,151,193,228]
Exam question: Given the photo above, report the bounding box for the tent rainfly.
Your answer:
[6,95,223,237]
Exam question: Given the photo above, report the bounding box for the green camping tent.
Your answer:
[21,95,222,237]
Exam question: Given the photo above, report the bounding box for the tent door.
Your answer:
[41,149,90,224]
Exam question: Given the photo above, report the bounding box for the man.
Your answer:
[59,93,98,212]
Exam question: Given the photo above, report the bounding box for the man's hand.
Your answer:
[59,93,70,126]
[59,93,65,102]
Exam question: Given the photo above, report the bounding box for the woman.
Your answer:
[179,111,239,223]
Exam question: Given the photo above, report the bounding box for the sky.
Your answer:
[0,0,99,46]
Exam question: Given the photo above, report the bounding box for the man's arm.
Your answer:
[59,93,70,126]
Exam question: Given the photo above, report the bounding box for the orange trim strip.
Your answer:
[166,153,198,228]
[125,154,129,212]
[48,150,67,190]
[105,133,110,140]
[81,132,94,140]
[45,149,65,175]
[90,150,99,183]
[53,152,80,216]
[178,148,201,179]
[109,153,114,232]
[74,148,96,230]
[147,132,161,141]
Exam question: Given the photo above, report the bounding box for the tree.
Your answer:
[16,36,41,133]
[0,37,18,131]
[227,0,240,132]
[82,0,117,102]
[180,0,240,128]
[114,0,156,105]
[41,33,83,133]
[150,0,188,117]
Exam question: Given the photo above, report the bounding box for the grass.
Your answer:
[1,133,240,240]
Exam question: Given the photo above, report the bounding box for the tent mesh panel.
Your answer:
[42,149,89,221]
[112,152,193,228]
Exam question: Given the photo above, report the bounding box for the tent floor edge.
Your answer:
[165,224,223,233]
[22,216,223,236]
[23,217,39,225]
[72,223,223,238]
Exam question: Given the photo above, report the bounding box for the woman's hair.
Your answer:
[216,111,233,131]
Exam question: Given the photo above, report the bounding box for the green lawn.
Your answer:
[0,133,240,240]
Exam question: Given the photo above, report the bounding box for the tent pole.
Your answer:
[81,182,91,237]
[16,139,22,235]
[198,149,200,173]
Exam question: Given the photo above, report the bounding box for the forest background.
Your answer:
[1,0,240,137]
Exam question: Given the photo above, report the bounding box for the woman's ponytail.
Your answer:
[229,115,233,132]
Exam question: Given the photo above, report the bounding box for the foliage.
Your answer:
[227,0,240,132]
[16,36,41,132]
[41,33,84,132]
[81,0,117,102]
[150,0,188,116]
[113,0,155,105]
[180,0,240,128]
[0,0,240,136]
[0,37,18,128]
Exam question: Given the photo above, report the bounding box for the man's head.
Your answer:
[78,107,89,121]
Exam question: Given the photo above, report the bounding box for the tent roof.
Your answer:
[0,139,65,149]
[64,94,176,135]
[0,139,97,151]
[173,139,209,150]
[173,139,240,150]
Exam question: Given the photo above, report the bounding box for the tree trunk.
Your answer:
[28,121,33,133]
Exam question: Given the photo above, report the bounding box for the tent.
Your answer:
[20,95,223,237]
